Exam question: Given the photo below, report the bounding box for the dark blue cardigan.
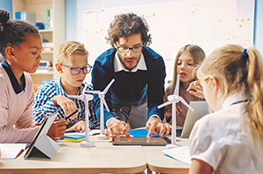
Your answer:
[91,47,166,127]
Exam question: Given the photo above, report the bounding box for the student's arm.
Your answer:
[0,85,40,143]
[189,118,221,174]
[0,125,40,143]
[16,84,37,129]
[33,84,59,123]
[189,159,212,174]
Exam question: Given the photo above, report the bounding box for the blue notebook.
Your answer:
[63,134,85,139]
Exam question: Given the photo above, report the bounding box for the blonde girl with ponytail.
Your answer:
[188,45,263,174]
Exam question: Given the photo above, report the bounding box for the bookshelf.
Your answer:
[12,0,65,88]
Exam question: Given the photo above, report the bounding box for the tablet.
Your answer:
[24,112,58,159]
[112,136,171,146]
[181,101,209,138]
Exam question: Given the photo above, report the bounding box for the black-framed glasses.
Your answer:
[60,63,92,75]
[115,43,144,53]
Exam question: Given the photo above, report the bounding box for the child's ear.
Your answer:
[5,46,15,59]
[55,63,63,73]
[209,76,220,90]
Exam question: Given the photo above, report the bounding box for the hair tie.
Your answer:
[242,49,249,59]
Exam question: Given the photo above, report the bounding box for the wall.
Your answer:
[255,0,263,56]
[0,0,262,57]
[65,0,261,84]
[0,1,262,66]
[65,0,262,55]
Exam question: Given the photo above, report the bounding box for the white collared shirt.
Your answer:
[114,52,147,72]
[189,93,263,173]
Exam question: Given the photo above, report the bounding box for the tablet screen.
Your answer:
[112,136,171,146]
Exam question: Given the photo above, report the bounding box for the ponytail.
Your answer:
[245,48,263,145]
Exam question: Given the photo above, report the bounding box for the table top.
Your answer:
[0,136,190,174]
[0,138,146,174]
[143,138,190,174]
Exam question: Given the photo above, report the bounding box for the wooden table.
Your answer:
[143,138,190,174]
[0,138,146,174]
[0,136,190,174]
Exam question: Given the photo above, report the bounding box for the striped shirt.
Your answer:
[33,79,100,129]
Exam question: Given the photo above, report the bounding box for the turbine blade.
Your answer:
[102,99,110,112]
[174,74,180,95]
[68,95,84,100]
[85,90,100,94]
[157,101,173,109]
[82,84,89,94]
[103,79,115,94]
[179,97,194,111]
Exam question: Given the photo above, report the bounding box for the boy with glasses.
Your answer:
[33,41,99,131]
[92,12,170,139]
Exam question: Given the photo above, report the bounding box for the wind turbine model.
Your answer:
[88,79,115,139]
[158,74,194,149]
[68,84,95,147]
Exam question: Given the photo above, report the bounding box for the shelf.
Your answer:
[13,0,65,83]
[39,29,53,33]
[41,51,53,54]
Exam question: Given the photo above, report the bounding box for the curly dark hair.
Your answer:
[106,12,152,48]
[0,9,38,58]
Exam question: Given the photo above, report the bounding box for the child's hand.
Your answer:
[165,105,181,124]
[187,81,205,99]
[52,95,78,119]
[47,119,68,138]
[176,105,182,114]
[66,120,86,132]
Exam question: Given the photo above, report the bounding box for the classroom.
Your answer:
[0,0,263,173]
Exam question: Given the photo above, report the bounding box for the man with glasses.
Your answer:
[92,13,170,139]
[33,41,99,132]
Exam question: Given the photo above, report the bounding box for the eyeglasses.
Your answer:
[115,43,144,53]
[60,63,92,75]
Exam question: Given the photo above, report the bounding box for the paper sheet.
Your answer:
[0,143,27,159]
[162,146,191,165]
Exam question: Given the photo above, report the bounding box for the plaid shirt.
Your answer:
[33,79,100,129]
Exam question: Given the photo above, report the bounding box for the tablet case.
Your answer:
[24,112,59,159]
[26,135,60,159]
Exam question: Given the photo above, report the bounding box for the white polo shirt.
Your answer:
[189,93,263,173]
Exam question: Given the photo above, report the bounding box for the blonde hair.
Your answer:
[197,44,263,146]
[171,44,206,99]
[57,41,88,64]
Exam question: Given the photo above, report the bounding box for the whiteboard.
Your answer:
[79,0,254,84]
